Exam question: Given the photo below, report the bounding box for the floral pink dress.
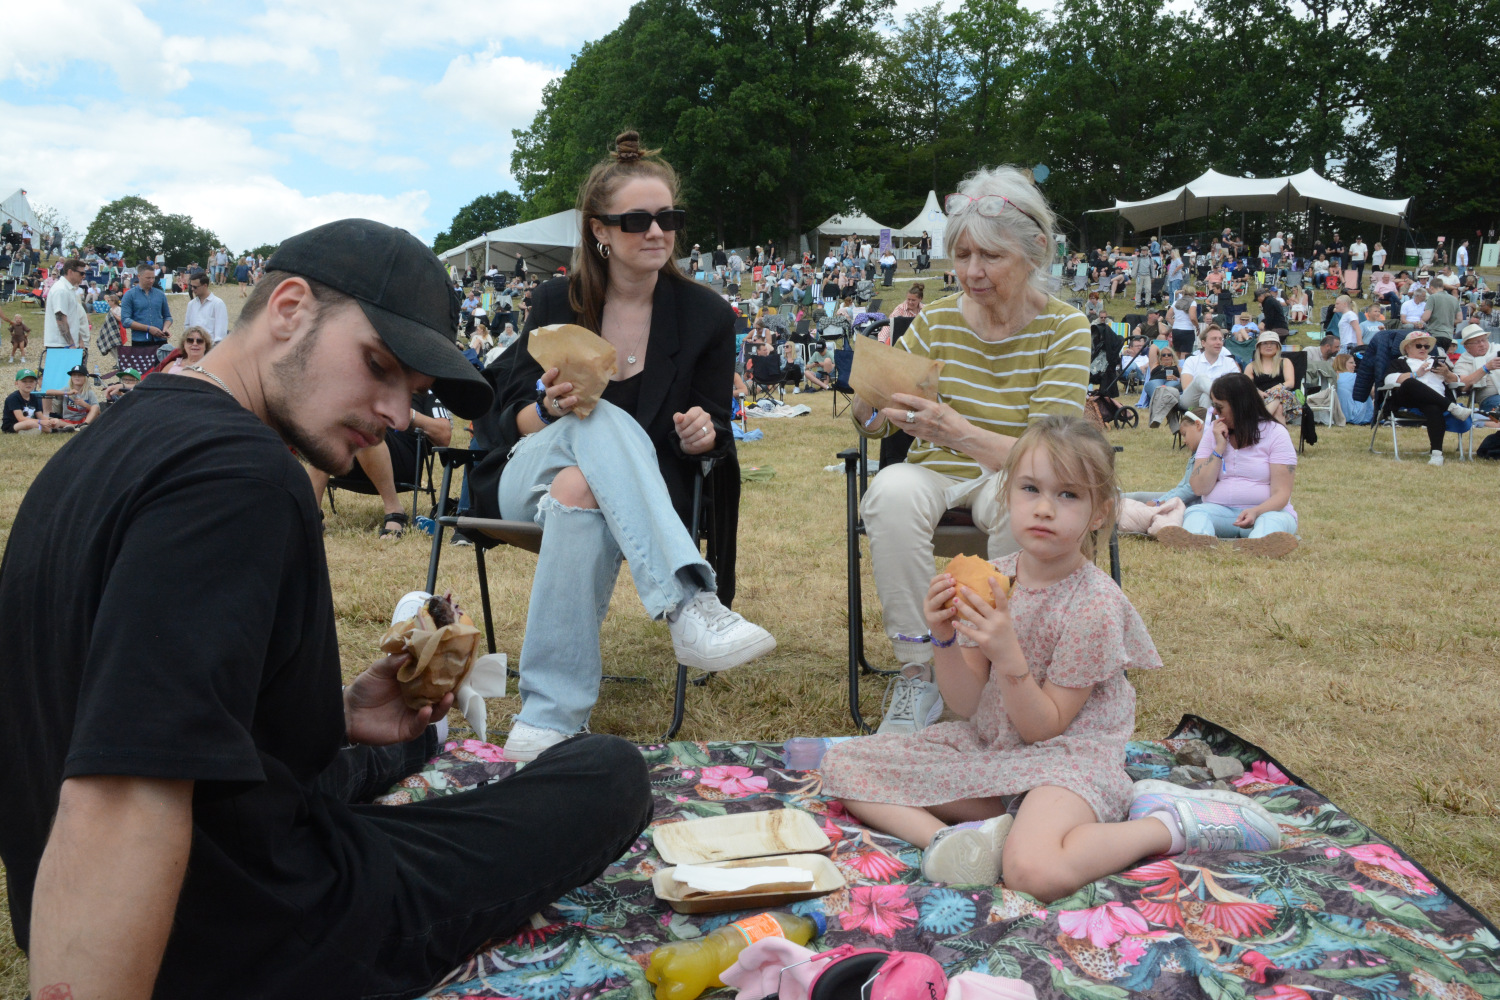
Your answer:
[821,553,1161,822]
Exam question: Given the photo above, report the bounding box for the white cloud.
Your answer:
[152,177,431,250]
[426,48,560,114]
[0,2,189,91]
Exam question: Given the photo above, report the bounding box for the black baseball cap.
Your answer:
[266,219,493,418]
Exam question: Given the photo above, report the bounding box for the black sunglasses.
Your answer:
[597,209,685,234]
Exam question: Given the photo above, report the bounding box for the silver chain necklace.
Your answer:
[185,365,235,401]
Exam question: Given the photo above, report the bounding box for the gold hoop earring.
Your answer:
[597,242,611,259]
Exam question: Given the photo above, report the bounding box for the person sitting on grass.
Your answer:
[820,416,1280,899]
[3,369,59,434]
[103,367,142,403]
[51,364,100,429]
[306,389,453,537]
[804,344,835,391]
[1156,373,1300,556]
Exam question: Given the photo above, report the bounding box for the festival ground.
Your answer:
[1,271,1497,996]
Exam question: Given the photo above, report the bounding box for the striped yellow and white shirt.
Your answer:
[869,292,1090,480]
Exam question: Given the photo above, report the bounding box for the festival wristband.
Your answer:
[863,408,883,429]
[1211,450,1223,460]
[534,400,553,425]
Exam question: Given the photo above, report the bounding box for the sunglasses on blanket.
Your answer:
[596,209,686,234]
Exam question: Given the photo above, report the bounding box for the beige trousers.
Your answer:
[860,462,1016,668]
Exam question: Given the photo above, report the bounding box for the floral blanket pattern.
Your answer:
[397,716,1500,1000]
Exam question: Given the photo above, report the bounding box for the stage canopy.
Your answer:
[894,190,947,257]
[0,189,46,234]
[810,207,894,237]
[437,209,582,275]
[1088,169,1411,230]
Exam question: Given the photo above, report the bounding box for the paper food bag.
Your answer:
[527,323,619,418]
[849,334,944,412]
[379,594,482,709]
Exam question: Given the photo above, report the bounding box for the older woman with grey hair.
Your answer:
[849,164,1092,735]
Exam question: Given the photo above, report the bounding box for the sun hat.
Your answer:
[1459,323,1488,343]
[1255,330,1281,346]
[1399,330,1437,353]
[265,218,492,418]
[15,368,37,381]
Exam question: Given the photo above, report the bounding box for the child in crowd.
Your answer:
[821,416,1280,901]
[52,364,100,429]
[4,307,30,363]
[3,369,55,434]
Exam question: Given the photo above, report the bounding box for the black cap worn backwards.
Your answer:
[266,218,493,418]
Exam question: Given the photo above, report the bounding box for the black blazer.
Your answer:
[469,275,736,530]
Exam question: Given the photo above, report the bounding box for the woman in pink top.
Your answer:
[1158,374,1299,557]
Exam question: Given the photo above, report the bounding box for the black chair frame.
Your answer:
[422,449,716,740]
[838,435,1121,732]
[326,429,436,526]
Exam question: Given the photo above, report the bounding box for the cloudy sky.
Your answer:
[0,0,984,252]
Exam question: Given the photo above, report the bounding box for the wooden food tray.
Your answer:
[651,853,845,913]
[653,809,831,865]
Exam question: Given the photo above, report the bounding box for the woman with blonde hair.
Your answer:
[849,164,1091,735]
[471,130,774,760]
[151,325,213,377]
[1246,330,1300,423]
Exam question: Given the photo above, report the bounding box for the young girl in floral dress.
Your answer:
[820,416,1280,902]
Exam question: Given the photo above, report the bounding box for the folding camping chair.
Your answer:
[325,429,437,526]
[420,449,723,740]
[745,349,788,402]
[1368,385,1434,460]
[836,434,1121,731]
[831,345,855,417]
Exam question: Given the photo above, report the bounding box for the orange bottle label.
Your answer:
[730,913,786,947]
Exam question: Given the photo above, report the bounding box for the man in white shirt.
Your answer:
[1147,327,1238,431]
[183,272,230,343]
[1456,240,1470,276]
[1453,324,1500,416]
[1400,287,1427,328]
[43,258,89,369]
[822,252,838,273]
[1349,237,1368,291]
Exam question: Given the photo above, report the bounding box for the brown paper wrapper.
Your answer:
[527,323,619,418]
[379,595,482,709]
[943,553,1014,610]
[848,335,944,413]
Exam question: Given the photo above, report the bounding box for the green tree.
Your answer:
[158,213,221,270]
[84,195,164,265]
[947,0,1038,172]
[432,191,525,255]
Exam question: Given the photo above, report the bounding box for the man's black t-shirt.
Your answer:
[2,389,42,432]
[0,376,389,994]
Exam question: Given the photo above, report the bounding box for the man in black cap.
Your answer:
[0,219,653,1000]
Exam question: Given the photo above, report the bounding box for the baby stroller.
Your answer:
[1087,391,1139,429]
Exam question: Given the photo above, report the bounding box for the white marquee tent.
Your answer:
[1088,169,1411,231]
[0,188,45,234]
[894,190,946,257]
[437,208,582,275]
[810,208,895,238]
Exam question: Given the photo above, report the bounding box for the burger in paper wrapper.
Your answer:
[943,553,1014,611]
[380,594,482,709]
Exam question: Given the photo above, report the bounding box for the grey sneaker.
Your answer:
[877,664,944,735]
[921,814,1014,884]
[668,591,776,672]
[502,720,577,761]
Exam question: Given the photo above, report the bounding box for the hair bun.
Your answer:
[612,130,643,163]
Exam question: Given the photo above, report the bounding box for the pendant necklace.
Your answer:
[622,324,648,366]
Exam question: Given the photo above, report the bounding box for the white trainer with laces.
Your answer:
[1429,450,1445,466]
[877,664,944,735]
[668,591,776,672]
[503,720,578,761]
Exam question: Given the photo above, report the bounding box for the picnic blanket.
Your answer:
[392,716,1500,1000]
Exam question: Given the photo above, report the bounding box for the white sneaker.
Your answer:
[877,664,944,735]
[1448,403,1472,420]
[668,591,776,672]
[1429,450,1445,466]
[503,720,575,761]
[921,814,1014,884]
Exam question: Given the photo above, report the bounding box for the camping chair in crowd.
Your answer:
[890,315,914,343]
[835,433,1121,731]
[831,347,855,417]
[420,449,729,740]
[745,350,789,402]
[325,428,436,526]
[1367,386,1432,460]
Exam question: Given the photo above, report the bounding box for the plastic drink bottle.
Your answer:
[782,736,855,770]
[645,910,827,1000]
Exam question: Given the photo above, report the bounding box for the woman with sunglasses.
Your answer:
[152,324,214,377]
[1383,330,1470,465]
[850,164,1091,736]
[473,130,775,761]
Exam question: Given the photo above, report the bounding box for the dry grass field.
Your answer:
[1,269,1497,996]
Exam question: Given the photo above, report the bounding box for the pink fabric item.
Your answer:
[721,938,819,1000]
[1116,496,1186,536]
[948,971,1041,1000]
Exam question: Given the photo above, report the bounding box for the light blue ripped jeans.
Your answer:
[497,400,714,734]
[1182,502,1298,539]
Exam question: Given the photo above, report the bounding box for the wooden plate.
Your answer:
[652,809,831,865]
[651,853,845,914]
